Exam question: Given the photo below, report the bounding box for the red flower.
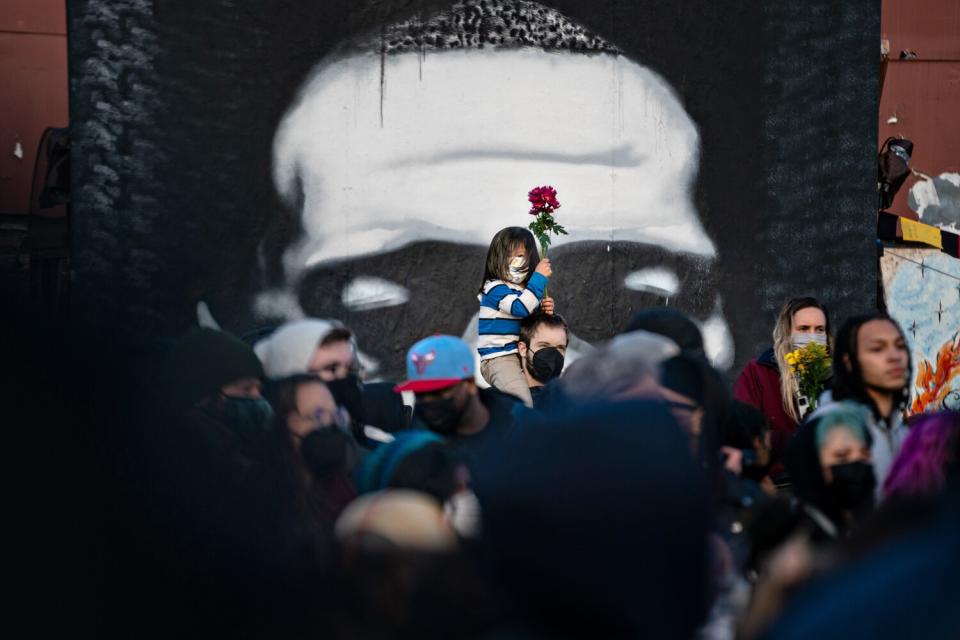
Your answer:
[528,185,561,215]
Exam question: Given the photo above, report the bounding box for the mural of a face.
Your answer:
[261,0,733,376]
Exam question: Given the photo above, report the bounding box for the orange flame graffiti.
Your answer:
[911,331,960,415]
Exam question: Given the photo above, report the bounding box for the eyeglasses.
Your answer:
[299,405,350,430]
[328,406,352,430]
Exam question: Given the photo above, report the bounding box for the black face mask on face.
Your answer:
[326,373,365,425]
[300,427,357,478]
[415,393,467,435]
[525,346,565,383]
[828,461,876,511]
[220,395,275,443]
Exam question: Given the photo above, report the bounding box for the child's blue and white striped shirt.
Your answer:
[477,272,548,360]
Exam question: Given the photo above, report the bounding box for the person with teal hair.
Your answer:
[355,430,455,502]
[355,430,483,538]
[785,400,876,542]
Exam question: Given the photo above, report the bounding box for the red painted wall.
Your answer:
[879,0,960,214]
[0,0,68,216]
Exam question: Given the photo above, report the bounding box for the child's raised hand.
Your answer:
[540,297,555,315]
[534,258,552,278]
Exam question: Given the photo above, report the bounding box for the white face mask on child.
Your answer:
[507,256,528,284]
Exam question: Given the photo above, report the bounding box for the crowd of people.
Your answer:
[117,229,960,637]
[10,226,960,638]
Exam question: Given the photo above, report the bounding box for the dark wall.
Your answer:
[67,0,878,378]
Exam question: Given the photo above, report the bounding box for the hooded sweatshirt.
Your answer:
[253,318,348,379]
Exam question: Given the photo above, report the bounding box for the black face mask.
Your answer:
[828,461,876,511]
[415,394,467,435]
[220,395,274,443]
[300,427,356,478]
[525,346,565,383]
[326,373,365,425]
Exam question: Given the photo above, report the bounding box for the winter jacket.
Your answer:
[733,348,798,461]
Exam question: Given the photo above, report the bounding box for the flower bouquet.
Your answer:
[527,186,567,297]
[785,342,832,417]
[527,185,566,255]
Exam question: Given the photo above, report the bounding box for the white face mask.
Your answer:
[507,256,528,284]
[791,332,828,350]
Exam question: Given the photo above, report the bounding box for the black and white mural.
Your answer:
[68,0,880,379]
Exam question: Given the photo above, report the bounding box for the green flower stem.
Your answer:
[541,240,549,299]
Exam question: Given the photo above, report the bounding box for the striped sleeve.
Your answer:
[481,273,548,319]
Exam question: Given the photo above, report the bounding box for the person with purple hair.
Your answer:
[884,411,960,499]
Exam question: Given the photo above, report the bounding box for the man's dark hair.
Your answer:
[659,354,706,405]
[519,312,569,346]
[832,312,911,416]
[320,327,353,347]
[479,226,540,292]
[389,443,460,505]
[723,400,768,450]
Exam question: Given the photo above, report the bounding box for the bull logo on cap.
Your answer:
[411,349,437,375]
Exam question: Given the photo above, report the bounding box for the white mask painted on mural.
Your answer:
[261,1,735,372]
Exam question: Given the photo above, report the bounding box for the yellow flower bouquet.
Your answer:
[785,342,832,413]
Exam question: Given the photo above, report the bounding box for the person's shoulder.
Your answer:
[756,347,778,368]
[480,385,523,409]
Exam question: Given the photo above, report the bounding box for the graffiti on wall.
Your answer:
[256,0,733,376]
[881,247,960,414]
[67,0,880,380]
[909,172,960,231]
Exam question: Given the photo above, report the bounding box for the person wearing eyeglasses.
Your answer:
[254,318,373,437]
[265,373,359,526]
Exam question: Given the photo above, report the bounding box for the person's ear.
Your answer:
[842,353,853,373]
[517,341,528,359]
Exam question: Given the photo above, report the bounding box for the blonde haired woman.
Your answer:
[734,297,832,472]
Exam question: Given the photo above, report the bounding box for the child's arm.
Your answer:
[485,271,548,318]
[480,259,552,318]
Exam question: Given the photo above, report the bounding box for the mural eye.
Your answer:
[342,277,410,312]
[624,267,680,300]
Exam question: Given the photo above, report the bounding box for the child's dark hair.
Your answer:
[479,227,540,292]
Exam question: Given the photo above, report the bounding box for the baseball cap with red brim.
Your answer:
[394,335,475,393]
